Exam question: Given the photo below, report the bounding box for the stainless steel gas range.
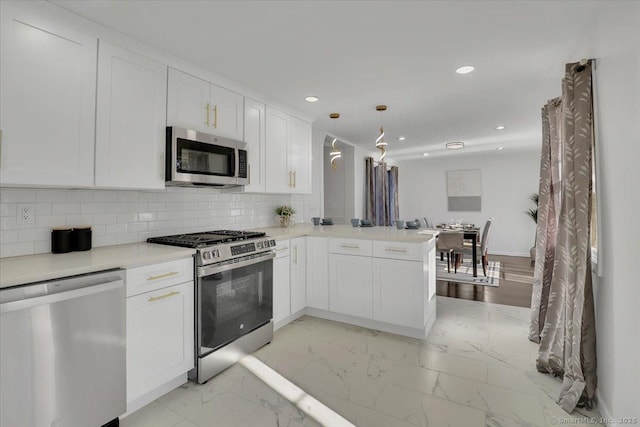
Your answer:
[148,230,276,383]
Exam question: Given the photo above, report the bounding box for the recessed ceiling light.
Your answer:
[455,65,475,74]
[304,96,319,103]
[496,147,504,150]
[495,125,506,130]
[446,141,465,150]
[397,136,406,141]
[423,153,429,156]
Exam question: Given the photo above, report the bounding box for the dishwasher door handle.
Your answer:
[0,279,124,314]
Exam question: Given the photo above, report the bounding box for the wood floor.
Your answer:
[436,254,534,308]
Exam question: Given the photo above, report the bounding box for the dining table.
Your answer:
[435,225,481,277]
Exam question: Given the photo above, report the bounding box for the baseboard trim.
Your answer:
[304,303,435,340]
[122,374,187,417]
[596,390,616,427]
[274,308,305,331]
[489,250,531,258]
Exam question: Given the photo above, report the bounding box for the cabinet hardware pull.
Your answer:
[148,290,180,302]
[293,171,296,188]
[213,105,218,128]
[288,171,292,187]
[275,246,289,252]
[340,244,359,249]
[146,271,179,281]
[385,248,408,253]
[205,103,211,126]
[293,246,298,264]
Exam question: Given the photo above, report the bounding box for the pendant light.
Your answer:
[329,113,341,170]
[375,105,387,162]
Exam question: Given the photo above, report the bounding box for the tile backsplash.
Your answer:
[0,187,308,258]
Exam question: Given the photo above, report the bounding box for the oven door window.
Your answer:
[198,257,272,356]
[177,138,235,177]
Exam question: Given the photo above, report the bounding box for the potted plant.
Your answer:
[275,205,296,228]
[526,193,539,262]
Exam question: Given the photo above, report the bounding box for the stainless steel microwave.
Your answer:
[166,127,248,187]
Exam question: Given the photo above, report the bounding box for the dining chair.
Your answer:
[436,231,465,273]
[456,218,493,276]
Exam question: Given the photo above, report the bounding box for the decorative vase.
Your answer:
[278,215,294,228]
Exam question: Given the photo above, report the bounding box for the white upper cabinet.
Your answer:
[167,68,243,140]
[0,4,97,187]
[95,41,167,189]
[265,107,291,193]
[211,84,244,141]
[265,107,312,194]
[243,98,266,192]
[289,116,312,194]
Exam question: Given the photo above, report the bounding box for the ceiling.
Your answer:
[52,0,601,160]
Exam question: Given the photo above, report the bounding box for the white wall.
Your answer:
[398,149,540,257]
[0,187,294,258]
[590,4,640,424]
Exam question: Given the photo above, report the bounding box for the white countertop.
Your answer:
[0,243,196,289]
[0,226,437,289]
[254,224,438,243]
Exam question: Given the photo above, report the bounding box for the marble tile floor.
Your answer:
[122,297,602,427]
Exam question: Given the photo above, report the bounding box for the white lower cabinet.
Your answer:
[273,237,307,326]
[329,253,373,319]
[372,258,424,328]
[126,259,194,407]
[272,240,291,325]
[306,237,329,310]
[290,237,307,313]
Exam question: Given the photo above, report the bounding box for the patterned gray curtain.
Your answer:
[388,166,399,223]
[364,157,375,221]
[374,162,389,225]
[530,61,597,413]
[529,98,562,342]
[364,157,398,226]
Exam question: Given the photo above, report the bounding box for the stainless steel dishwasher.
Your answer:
[0,269,126,427]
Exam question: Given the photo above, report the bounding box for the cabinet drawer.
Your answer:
[329,238,372,257]
[126,257,193,297]
[373,241,423,261]
[273,238,291,259]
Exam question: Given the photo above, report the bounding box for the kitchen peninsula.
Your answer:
[259,224,437,340]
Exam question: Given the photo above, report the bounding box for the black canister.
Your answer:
[71,226,92,251]
[51,227,72,253]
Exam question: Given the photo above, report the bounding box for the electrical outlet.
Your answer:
[17,204,34,225]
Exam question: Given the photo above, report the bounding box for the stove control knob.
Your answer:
[256,241,263,249]
[202,251,212,261]
[213,249,220,258]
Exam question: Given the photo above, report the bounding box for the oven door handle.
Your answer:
[198,252,275,277]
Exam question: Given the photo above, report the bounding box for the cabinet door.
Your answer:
[290,237,307,313]
[306,237,329,310]
[289,116,312,194]
[210,84,244,140]
[243,98,266,192]
[95,41,166,189]
[273,255,291,324]
[372,258,424,328]
[428,246,436,301]
[126,281,194,403]
[329,254,373,319]
[0,5,96,187]
[265,107,291,193]
[167,67,210,134]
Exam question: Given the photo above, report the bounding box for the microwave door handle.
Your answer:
[234,149,239,180]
